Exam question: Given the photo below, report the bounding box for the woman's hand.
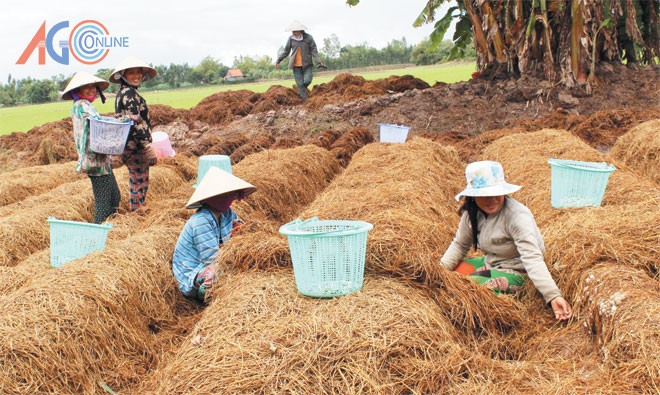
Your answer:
[550,296,573,321]
[196,264,217,288]
[143,144,158,166]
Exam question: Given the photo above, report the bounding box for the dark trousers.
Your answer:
[89,173,121,224]
[293,66,314,99]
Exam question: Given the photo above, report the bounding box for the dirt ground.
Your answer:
[0,61,658,170]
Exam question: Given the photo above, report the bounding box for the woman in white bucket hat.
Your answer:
[440,161,572,321]
[109,56,159,211]
[274,20,324,100]
[62,71,122,224]
[172,167,257,302]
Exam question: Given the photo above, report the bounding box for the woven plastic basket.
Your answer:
[89,116,132,155]
[378,123,410,143]
[47,217,112,268]
[279,217,373,298]
[193,154,233,188]
[548,158,616,208]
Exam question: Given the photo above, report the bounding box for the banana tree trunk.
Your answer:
[570,0,589,84]
[481,1,507,63]
[463,0,494,63]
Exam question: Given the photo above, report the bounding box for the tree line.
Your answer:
[0,37,475,107]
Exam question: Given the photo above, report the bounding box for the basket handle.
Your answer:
[280,217,318,231]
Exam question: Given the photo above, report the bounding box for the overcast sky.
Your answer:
[2,0,455,81]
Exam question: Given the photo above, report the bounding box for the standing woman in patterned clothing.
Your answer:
[62,71,121,224]
[109,56,159,211]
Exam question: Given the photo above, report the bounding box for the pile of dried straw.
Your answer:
[0,161,84,207]
[220,145,342,271]
[136,271,475,394]
[610,119,660,185]
[0,222,184,394]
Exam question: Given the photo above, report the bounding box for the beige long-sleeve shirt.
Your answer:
[440,197,562,303]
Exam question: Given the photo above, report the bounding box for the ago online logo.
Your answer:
[16,20,129,66]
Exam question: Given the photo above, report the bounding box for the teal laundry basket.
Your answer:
[47,217,112,268]
[548,158,616,208]
[279,217,373,298]
[194,155,233,188]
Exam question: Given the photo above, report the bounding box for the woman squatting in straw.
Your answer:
[172,167,257,302]
[440,161,572,321]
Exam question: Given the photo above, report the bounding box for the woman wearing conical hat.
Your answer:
[172,167,257,302]
[440,161,572,321]
[62,71,121,224]
[109,56,159,211]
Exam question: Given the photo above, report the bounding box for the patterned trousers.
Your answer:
[454,256,525,294]
[122,149,150,211]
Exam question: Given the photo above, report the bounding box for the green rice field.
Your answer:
[0,62,475,135]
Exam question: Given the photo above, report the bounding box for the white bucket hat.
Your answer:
[185,166,257,209]
[285,20,307,32]
[61,72,109,100]
[455,160,521,201]
[109,56,158,83]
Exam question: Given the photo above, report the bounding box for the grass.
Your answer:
[0,62,475,135]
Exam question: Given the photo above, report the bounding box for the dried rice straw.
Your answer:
[0,161,84,207]
[609,119,660,185]
[135,271,475,394]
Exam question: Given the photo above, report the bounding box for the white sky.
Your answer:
[1,0,455,81]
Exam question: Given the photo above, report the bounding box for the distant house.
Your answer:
[225,68,245,82]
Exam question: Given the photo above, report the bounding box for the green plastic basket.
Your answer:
[193,155,233,188]
[279,217,373,298]
[548,158,616,208]
[47,217,112,268]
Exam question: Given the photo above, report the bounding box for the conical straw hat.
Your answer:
[285,20,307,32]
[61,72,109,100]
[185,166,257,209]
[109,55,158,83]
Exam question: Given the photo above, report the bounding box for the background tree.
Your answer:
[411,38,457,65]
[25,79,57,104]
[194,56,228,84]
[322,34,342,59]
[347,0,659,90]
[233,55,274,81]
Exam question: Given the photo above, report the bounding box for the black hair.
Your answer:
[458,196,480,250]
[96,86,106,104]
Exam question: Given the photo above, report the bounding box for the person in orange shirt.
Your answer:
[275,20,324,100]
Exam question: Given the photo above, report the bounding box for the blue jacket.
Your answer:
[172,207,238,297]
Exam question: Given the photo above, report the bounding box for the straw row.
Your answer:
[0,164,188,267]
[482,129,660,286]
[0,221,185,394]
[218,145,342,272]
[482,128,660,391]
[0,161,202,392]
[610,119,660,185]
[0,181,196,296]
[135,271,475,394]
[0,161,85,207]
[575,263,660,393]
[230,144,342,228]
